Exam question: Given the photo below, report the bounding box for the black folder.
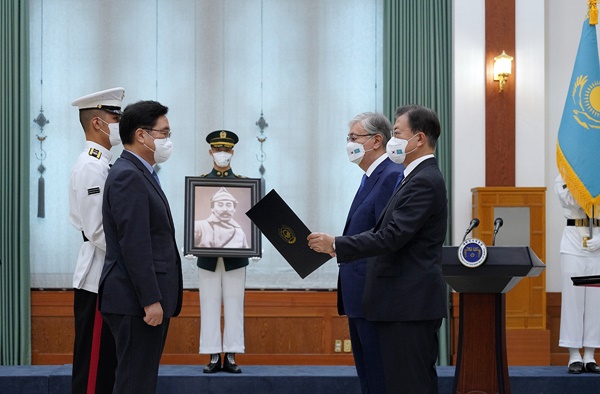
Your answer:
[572,275,600,287]
[246,189,332,279]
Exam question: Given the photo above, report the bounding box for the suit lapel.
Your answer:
[345,159,390,229]
[374,157,437,230]
[121,151,175,230]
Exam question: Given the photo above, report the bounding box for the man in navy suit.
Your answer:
[309,105,447,393]
[99,100,183,393]
[341,112,403,393]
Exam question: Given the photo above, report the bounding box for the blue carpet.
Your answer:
[1,365,599,393]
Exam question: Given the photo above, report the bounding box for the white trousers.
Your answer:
[559,253,600,348]
[198,258,246,354]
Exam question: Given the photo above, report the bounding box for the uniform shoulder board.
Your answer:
[87,187,101,195]
[88,148,102,160]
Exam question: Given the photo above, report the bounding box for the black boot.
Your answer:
[223,352,242,373]
[203,353,222,373]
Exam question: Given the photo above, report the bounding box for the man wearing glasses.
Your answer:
[99,100,182,393]
[309,105,448,393]
[340,112,404,393]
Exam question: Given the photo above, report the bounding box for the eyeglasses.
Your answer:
[143,128,172,138]
[346,133,371,142]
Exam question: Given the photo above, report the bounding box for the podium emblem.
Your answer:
[458,238,488,268]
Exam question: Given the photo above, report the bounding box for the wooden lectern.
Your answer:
[442,246,545,394]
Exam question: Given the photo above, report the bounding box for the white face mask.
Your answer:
[144,131,173,163]
[212,151,232,168]
[386,134,418,164]
[98,118,122,146]
[346,136,374,165]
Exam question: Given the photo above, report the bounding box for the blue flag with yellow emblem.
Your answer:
[557,15,600,218]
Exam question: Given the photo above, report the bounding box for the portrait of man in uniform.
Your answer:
[184,177,262,258]
[194,186,251,249]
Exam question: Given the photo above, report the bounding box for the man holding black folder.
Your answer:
[340,112,403,393]
[309,105,447,393]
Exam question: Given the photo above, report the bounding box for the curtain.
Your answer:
[0,0,31,365]
[383,0,452,365]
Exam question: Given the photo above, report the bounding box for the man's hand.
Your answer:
[143,302,164,326]
[307,232,336,257]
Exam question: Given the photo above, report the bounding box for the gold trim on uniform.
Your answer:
[88,148,102,159]
[567,218,600,227]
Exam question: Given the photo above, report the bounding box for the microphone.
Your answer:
[462,218,480,242]
[492,217,504,246]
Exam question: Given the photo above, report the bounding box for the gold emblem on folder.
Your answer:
[278,225,296,244]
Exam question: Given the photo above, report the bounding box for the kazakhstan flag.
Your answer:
[557,16,600,218]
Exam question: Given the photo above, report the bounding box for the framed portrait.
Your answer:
[184,177,262,257]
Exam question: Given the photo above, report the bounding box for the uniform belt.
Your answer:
[82,232,89,242]
[566,218,600,227]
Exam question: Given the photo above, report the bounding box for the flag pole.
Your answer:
[590,206,595,240]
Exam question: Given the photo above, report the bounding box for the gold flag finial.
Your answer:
[590,0,598,25]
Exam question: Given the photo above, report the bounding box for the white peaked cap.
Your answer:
[71,87,125,114]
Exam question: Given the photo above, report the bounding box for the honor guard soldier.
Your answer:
[555,174,600,374]
[194,130,248,373]
[69,87,124,393]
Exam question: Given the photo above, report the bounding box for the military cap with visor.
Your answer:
[71,87,125,115]
[206,130,239,148]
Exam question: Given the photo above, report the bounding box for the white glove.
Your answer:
[586,236,600,252]
[184,254,197,260]
[564,190,576,207]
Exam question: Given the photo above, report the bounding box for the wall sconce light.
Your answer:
[493,50,513,92]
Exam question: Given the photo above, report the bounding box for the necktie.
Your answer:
[152,170,162,187]
[394,172,405,190]
[357,174,367,194]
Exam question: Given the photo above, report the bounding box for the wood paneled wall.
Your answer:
[32,289,567,366]
[31,290,354,365]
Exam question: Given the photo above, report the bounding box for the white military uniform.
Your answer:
[69,141,112,292]
[555,174,600,349]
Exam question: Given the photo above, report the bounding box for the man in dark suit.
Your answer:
[341,112,403,393]
[99,100,183,393]
[309,105,447,393]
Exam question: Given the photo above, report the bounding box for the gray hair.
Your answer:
[348,112,392,145]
